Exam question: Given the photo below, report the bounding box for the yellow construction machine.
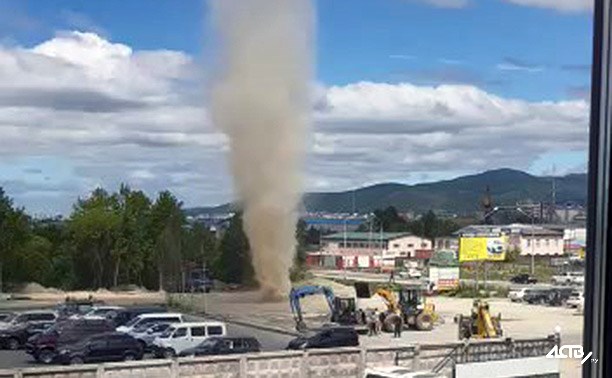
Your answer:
[455,299,503,339]
[356,283,438,331]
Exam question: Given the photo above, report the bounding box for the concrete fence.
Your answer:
[0,335,558,378]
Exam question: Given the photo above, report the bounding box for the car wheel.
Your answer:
[123,352,136,362]
[163,348,176,359]
[415,312,434,331]
[70,356,84,365]
[7,338,20,350]
[38,349,56,364]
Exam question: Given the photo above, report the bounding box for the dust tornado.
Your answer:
[209,0,314,299]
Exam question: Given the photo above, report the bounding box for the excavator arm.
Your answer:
[289,285,336,331]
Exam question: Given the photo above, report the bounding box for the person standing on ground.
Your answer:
[392,313,403,338]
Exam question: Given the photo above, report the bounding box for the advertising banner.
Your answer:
[459,235,507,262]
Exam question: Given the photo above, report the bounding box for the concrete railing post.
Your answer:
[13,370,22,378]
[96,365,104,378]
[357,347,367,376]
[413,345,421,370]
[171,359,179,378]
[239,355,248,378]
[300,350,309,378]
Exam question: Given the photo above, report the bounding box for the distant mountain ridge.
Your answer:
[185,168,587,216]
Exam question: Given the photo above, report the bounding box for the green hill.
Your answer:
[186,168,587,216]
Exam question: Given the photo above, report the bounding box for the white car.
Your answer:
[399,268,422,279]
[70,306,124,320]
[566,291,584,308]
[551,272,585,286]
[116,313,184,334]
[152,321,227,358]
[508,288,529,302]
[0,310,57,330]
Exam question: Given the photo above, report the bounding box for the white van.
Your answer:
[116,313,184,334]
[152,321,227,358]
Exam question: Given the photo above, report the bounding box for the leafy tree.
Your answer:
[214,212,253,284]
[0,188,31,291]
[68,188,121,288]
[150,191,185,291]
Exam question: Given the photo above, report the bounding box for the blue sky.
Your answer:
[0,0,594,214]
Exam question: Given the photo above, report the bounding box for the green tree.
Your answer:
[150,191,185,291]
[68,188,121,288]
[214,212,253,284]
[290,219,308,281]
[0,188,30,291]
[114,185,153,287]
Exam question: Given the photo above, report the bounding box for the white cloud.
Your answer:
[503,0,593,12]
[0,32,590,213]
[497,62,544,73]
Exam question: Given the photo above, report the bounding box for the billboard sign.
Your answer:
[459,234,507,262]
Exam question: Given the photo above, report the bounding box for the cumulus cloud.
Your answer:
[503,0,593,12]
[0,31,590,213]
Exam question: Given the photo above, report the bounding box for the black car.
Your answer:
[0,312,15,323]
[523,289,552,305]
[26,318,115,364]
[546,287,574,306]
[179,337,261,357]
[287,326,359,350]
[509,274,538,284]
[56,332,143,365]
[0,321,54,350]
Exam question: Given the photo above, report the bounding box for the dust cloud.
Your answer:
[209,0,314,300]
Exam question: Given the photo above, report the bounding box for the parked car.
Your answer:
[71,306,124,321]
[567,290,584,308]
[56,332,143,365]
[178,336,261,357]
[0,310,57,330]
[509,274,537,284]
[186,278,214,293]
[508,288,530,302]
[523,289,552,305]
[110,306,168,327]
[0,312,15,323]
[116,313,184,334]
[131,323,172,351]
[0,321,54,350]
[25,318,115,364]
[399,269,422,279]
[546,287,574,306]
[56,300,101,319]
[286,326,359,350]
[551,272,585,286]
[152,321,227,358]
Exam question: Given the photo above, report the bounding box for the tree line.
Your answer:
[0,185,302,292]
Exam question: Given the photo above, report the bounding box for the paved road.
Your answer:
[0,321,295,370]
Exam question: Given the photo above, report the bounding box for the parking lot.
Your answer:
[0,316,294,369]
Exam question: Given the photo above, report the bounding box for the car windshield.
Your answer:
[123,317,141,328]
[90,308,114,316]
[159,326,175,338]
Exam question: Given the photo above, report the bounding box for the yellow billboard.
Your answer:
[459,235,507,262]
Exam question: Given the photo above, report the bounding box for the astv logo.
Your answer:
[546,345,598,365]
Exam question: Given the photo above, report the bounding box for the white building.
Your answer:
[310,232,433,270]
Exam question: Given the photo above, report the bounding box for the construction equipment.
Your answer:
[289,285,362,332]
[356,283,437,331]
[455,299,503,339]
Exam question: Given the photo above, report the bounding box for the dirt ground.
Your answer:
[0,283,166,310]
[180,278,583,377]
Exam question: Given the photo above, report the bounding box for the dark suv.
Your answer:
[287,326,359,350]
[0,321,54,350]
[56,332,143,365]
[179,336,261,357]
[523,289,552,305]
[509,274,537,284]
[26,319,115,364]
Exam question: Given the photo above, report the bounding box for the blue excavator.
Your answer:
[289,285,363,332]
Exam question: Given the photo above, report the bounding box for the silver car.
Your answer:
[132,323,172,350]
